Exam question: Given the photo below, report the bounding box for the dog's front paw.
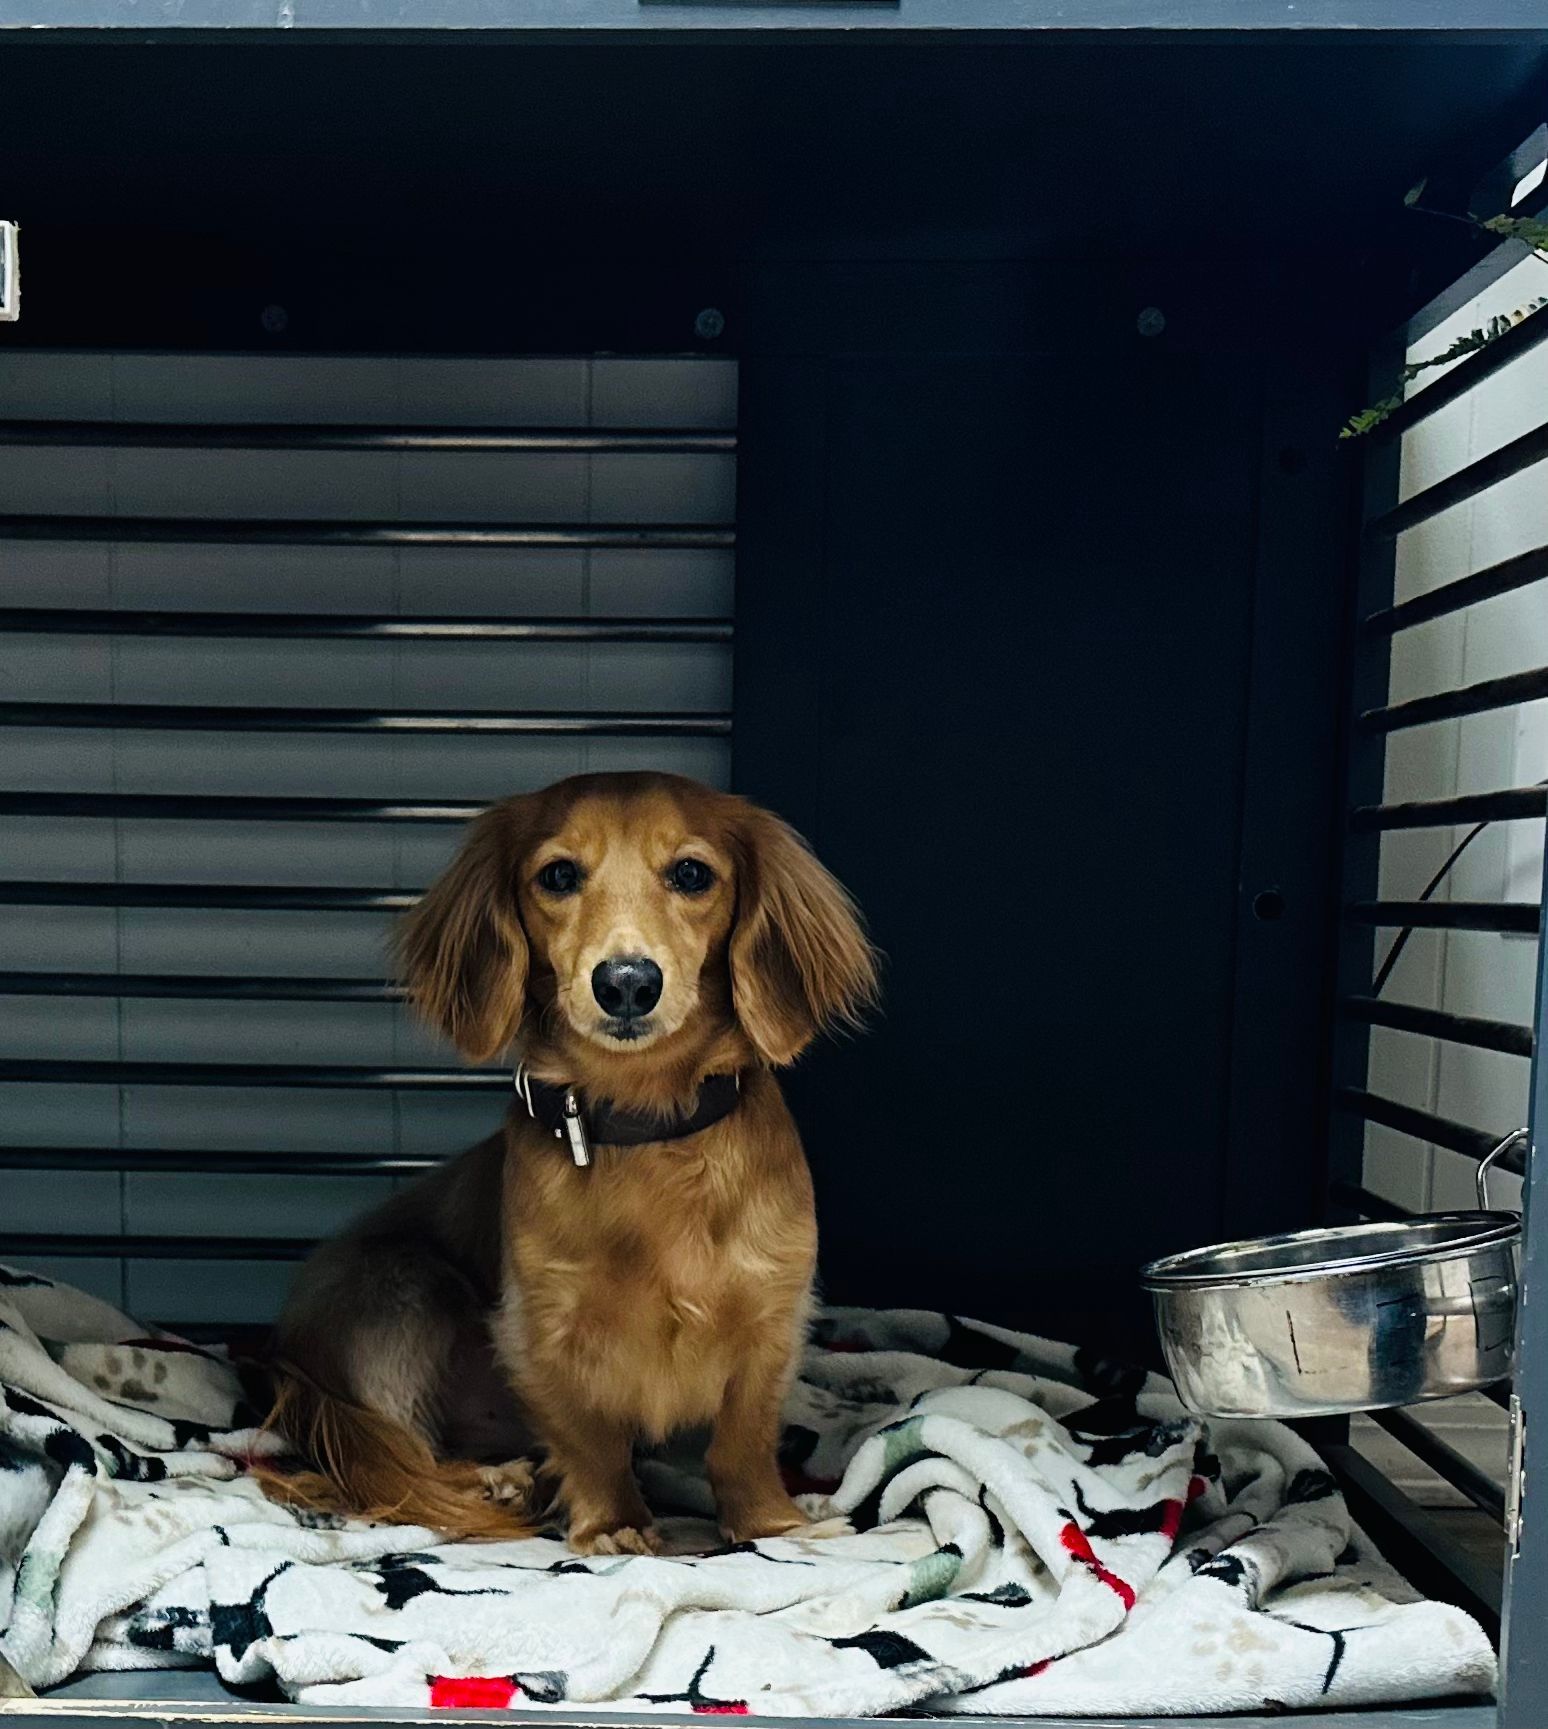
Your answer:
[570,1522,661,1557]
[720,1496,848,1544]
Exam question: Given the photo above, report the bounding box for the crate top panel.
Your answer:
[1,0,1547,33]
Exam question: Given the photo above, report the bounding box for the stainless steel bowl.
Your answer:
[1140,1129,1526,1419]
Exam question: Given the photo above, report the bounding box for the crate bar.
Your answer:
[1323,1443,1502,1634]
[1351,785,1548,831]
[0,422,736,454]
[0,1232,316,1261]
[0,515,734,549]
[1500,878,1548,1724]
[1336,1086,1513,1166]
[0,793,485,823]
[1327,1180,1418,1221]
[1361,664,1548,733]
[1362,544,1548,637]
[1374,303,1548,444]
[1369,1407,1508,1521]
[1342,994,1534,1058]
[0,702,732,737]
[0,609,733,644]
[0,881,416,911]
[0,1146,438,1175]
[0,1059,505,1088]
[1366,419,1548,540]
[1348,899,1542,933]
[1327,330,1406,1322]
[0,972,403,1002]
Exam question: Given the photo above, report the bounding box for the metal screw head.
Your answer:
[694,307,726,342]
[1136,306,1166,338]
[260,304,290,335]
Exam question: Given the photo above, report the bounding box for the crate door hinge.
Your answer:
[1508,1392,1527,1558]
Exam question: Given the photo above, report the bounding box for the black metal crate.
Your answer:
[0,10,1545,1728]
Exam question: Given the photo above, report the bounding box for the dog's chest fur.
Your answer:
[498,1076,815,1440]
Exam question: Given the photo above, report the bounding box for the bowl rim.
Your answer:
[1140,1210,1521,1290]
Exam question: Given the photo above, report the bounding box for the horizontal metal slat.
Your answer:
[0,972,401,1002]
[1323,1444,1501,1631]
[0,793,485,823]
[0,422,735,454]
[1350,785,1548,831]
[0,516,734,549]
[0,1146,438,1175]
[1348,900,1542,933]
[0,1059,504,1089]
[0,609,732,643]
[1373,302,1548,443]
[1327,1180,1418,1221]
[1342,994,1534,1058]
[0,702,731,737]
[1369,1407,1506,1522]
[1366,419,1548,540]
[1360,663,1548,733]
[1335,1086,1513,1167]
[1362,544,1548,636]
[0,1232,316,1261]
[0,881,416,911]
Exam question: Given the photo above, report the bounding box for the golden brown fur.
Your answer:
[262,772,878,1553]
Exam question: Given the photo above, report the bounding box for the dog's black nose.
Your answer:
[591,956,663,1020]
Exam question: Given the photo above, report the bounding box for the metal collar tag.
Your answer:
[559,1088,592,1168]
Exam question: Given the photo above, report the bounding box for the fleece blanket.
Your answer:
[0,1265,1495,1717]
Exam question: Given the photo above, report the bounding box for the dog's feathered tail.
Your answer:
[257,1364,534,1540]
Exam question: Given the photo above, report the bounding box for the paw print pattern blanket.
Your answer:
[0,1266,1495,1716]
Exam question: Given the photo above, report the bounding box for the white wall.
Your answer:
[1362,254,1548,1218]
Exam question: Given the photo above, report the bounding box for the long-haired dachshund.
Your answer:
[264,771,878,1554]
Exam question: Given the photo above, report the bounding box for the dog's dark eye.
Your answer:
[536,859,582,896]
[667,857,715,895]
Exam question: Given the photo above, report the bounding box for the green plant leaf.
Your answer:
[1339,298,1548,438]
[1341,189,1548,438]
[1481,213,1548,250]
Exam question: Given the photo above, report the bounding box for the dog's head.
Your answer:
[397,773,878,1069]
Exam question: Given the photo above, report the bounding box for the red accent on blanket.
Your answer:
[1059,1520,1136,1610]
[1157,1473,1209,1541]
[430,1676,518,1708]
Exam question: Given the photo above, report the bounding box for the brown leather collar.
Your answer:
[513,1067,742,1167]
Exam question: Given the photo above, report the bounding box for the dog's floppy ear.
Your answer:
[396,799,532,1063]
[729,807,880,1067]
